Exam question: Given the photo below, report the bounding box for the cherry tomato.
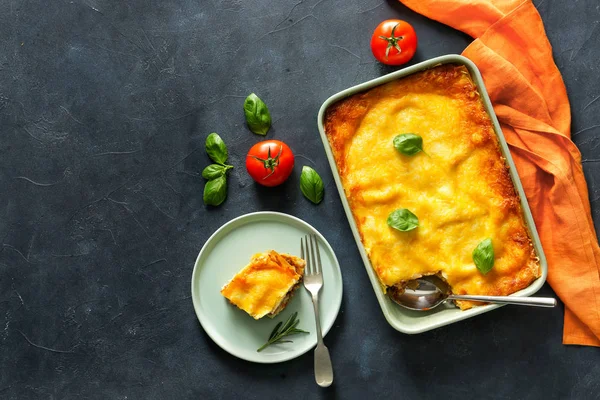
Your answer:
[370,20,417,66]
[246,140,295,187]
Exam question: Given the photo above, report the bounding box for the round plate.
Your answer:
[191,211,343,363]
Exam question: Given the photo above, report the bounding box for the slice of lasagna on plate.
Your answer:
[221,250,305,319]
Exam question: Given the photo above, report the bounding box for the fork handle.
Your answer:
[311,294,333,387]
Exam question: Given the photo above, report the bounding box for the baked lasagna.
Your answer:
[221,250,305,319]
[323,64,540,309]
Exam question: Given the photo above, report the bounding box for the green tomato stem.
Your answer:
[380,23,404,59]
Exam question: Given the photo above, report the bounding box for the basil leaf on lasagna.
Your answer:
[473,238,495,274]
[393,133,425,156]
[387,209,419,231]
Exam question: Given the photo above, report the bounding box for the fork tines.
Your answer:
[301,234,323,276]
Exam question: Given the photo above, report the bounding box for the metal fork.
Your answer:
[301,234,334,388]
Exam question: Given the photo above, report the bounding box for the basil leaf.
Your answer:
[206,133,228,164]
[202,164,232,180]
[300,166,324,204]
[202,164,226,180]
[393,133,425,156]
[244,93,271,136]
[203,175,227,206]
[473,238,495,275]
[387,209,419,232]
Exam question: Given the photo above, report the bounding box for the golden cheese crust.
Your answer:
[324,64,540,310]
[221,251,305,319]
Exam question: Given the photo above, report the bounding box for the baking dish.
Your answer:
[317,54,548,334]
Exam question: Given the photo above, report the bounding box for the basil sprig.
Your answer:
[203,133,233,206]
[244,93,271,136]
[387,208,419,232]
[473,238,495,275]
[393,133,427,156]
[300,166,324,204]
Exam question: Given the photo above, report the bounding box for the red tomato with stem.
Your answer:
[246,140,295,187]
[370,20,418,66]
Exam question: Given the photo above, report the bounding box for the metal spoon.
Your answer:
[389,278,557,311]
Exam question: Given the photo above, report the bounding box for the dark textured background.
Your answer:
[1,0,599,398]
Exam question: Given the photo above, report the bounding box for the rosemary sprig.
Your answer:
[257,312,309,352]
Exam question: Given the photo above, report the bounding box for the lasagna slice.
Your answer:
[221,250,305,319]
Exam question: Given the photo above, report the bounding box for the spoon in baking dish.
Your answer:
[389,278,557,311]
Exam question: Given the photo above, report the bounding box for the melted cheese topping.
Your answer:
[221,251,305,319]
[324,65,540,309]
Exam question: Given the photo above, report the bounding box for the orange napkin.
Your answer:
[397,0,600,346]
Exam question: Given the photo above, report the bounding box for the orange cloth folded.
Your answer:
[398,0,600,346]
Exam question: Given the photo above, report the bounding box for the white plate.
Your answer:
[191,211,343,363]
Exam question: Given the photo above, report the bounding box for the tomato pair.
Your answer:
[246,140,294,187]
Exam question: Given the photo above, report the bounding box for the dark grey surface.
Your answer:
[1,0,599,398]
